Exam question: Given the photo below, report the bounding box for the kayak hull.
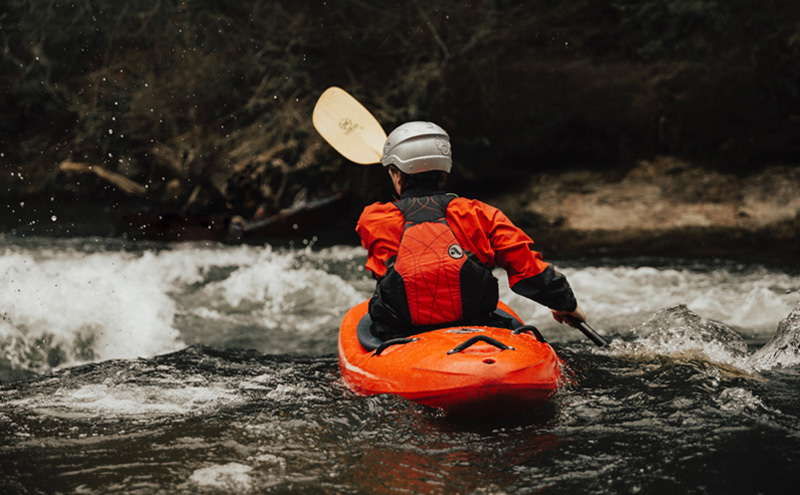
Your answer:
[338,300,563,418]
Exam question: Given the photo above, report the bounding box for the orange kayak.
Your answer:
[338,300,564,418]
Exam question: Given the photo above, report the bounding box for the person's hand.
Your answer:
[552,304,587,326]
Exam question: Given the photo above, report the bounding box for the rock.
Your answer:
[487,156,800,259]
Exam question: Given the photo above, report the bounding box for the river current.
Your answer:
[1,234,799,494]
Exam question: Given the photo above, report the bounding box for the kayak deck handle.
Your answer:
[447,335,514,355]
[512,325,547,343]
[372,337,419,356]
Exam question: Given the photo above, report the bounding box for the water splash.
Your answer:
[0,346,335,426]
[185,463,254,492]
[195,245,364,333]
[499,261,800,340]
[3,237,798,377]
[750,306,800,370]
[0,247,184,373]
[614,305,749,368]
[0,241,370,375]
[608,302,800,373]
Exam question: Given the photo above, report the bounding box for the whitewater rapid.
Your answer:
[2,235,800,495]
[1,235,798,377]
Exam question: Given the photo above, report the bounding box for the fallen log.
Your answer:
[59,161,147,196]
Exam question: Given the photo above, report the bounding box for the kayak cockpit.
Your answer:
[355,307,527,351]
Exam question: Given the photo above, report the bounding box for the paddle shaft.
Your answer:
[566,316,609,347]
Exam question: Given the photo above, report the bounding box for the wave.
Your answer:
[0,240,366,375]
[2,237,799,377]
[607,303,800,372]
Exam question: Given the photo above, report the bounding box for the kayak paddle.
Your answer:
[566,316,610,347]
[312,87,386,164]
[312,86,609,348]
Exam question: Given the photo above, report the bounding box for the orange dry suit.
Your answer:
[356,188,577,339]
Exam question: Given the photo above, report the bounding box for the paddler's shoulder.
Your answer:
[360,200,401,213]
[357,201,403,223]
[445,195,497,214]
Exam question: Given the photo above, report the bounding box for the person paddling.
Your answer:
[356,121,587,340]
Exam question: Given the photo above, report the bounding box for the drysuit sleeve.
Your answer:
[355,202,404,279]
[509,265,578,312]
[465,200,578,312]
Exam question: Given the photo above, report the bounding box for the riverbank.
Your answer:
[487,156,800,261]
[3,156,797,265]
[3,1,798,246]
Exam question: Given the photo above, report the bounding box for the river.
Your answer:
[1,234,799,494]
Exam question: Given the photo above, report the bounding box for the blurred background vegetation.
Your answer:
[1,0,798,232]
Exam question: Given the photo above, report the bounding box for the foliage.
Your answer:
[1,0,797,216]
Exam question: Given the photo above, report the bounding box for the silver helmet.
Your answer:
[380,121,452,174]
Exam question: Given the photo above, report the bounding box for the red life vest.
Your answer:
[369,194,499,332]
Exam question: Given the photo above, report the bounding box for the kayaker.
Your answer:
[356,121,587,340]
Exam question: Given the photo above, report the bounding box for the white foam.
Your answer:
[750,307,800,370]
[499,263,800,338]
[3,237,798,371]
[0,248,184,367]
[198,245,364,333]
[0,241,368,370]
[187,462,253,491]
[715,387,774,415]
[9,379,243,418]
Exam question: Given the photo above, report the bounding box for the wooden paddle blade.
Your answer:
[312,87,386,165]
